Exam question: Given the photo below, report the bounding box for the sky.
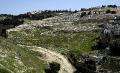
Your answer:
[0,0,120,15]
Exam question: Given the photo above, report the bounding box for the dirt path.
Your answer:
[18,45,76,73]
[7,19,76,73]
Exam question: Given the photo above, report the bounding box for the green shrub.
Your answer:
[106,9,111,14]
[111,11,116,14]
[80,12,87,17]
[45,62,60,73]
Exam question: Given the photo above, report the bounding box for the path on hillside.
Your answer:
[7,15,77,73]
[18,45,76,73]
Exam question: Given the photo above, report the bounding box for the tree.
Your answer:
[107,5,117,8]
[80,12,86,17]
[106,9,111,14]
[111,11,116,14]
[88,11,91,15]
[74,10,78,13]
[0,29,7,38]
[102,5,106,8]
[81,8,87,11]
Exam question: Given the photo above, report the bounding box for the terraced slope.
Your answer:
[7,13,100,54]
[3,8,119,73]
[3,12,101,73]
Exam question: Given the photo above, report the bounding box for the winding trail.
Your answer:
[18,45,76,73]
[7,18,76,73]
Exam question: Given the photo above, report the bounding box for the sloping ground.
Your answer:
[7,11,100,53]
[7,27,99,54]
[0,37,47,73]
[7,12,100,33]
[5,14,77,73]
[29,13,99,32]
[5,12,101,73]
[2,7,120,73]
[18,45,76,73]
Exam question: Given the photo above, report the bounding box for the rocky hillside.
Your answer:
[1,5,120,73]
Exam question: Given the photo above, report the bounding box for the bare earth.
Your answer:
[18,45,76,73]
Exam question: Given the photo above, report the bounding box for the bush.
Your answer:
[80,12,86,17]
[106,9,111,14]
[45,62,60,73]
[111,11,116,14]
[106,10,116,14]
[88,11,91,15]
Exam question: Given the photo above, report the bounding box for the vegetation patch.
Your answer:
[0,37,47,73]
[9,28,100,55]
